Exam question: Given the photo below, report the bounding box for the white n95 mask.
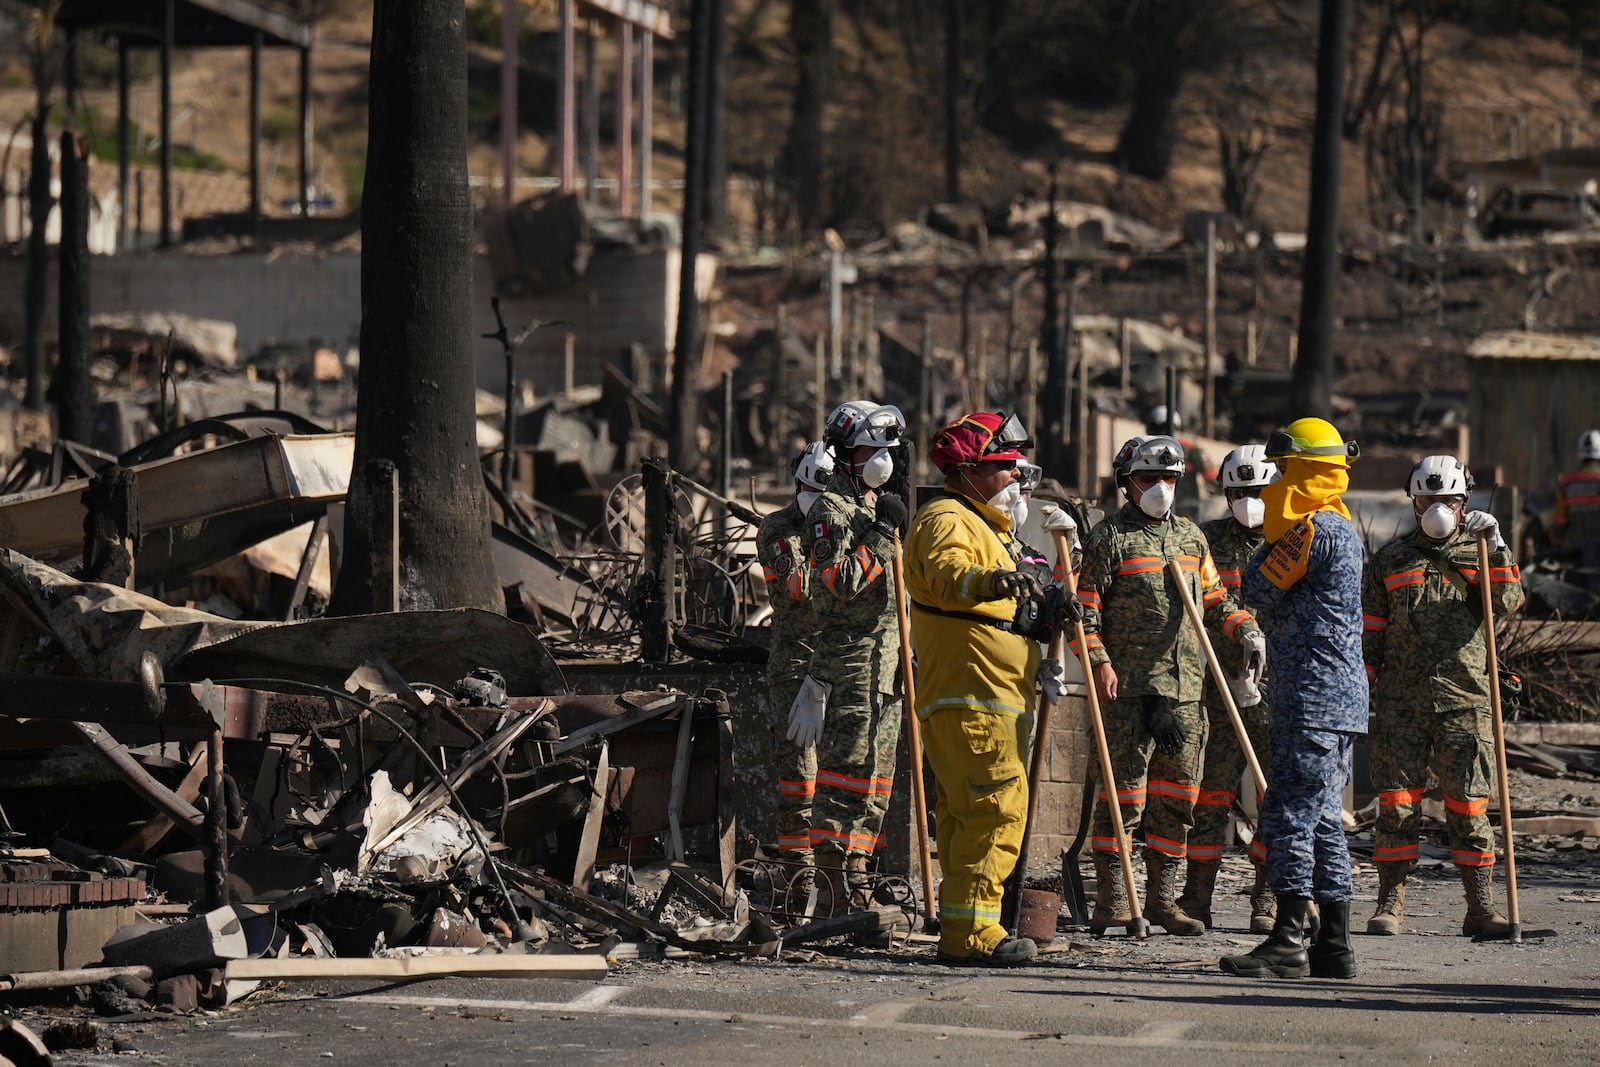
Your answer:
[1138,481,1175,518]
[1419,502,1458,539]
[1231,496,1266,529]
[861,449,894,488]
[988,481,1022,513]
[797,489,821,515]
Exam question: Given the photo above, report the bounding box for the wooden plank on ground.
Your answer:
[224,953,607,982]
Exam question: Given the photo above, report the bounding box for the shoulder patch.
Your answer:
[1261,519,1313,590]
[810,536,836,563]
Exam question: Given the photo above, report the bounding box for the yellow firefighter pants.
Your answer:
[921,707,1030,957]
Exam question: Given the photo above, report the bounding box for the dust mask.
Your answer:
[1419,502,1458,539]
[861,449,894,488]
[1137,481,1175,519]
[797,489,821,515]
[1231,496,1266,529]
[1010,498,1030,530]
[987,481,1023,514]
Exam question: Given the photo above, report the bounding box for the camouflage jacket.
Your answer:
[800,473,899,653]
[1077,503,1257,703]
[1362,527,1524,715]
[757,498,817,680]
[1242,510,1368,733]
[1201,516,1267,696]
[1553,460,1600,547]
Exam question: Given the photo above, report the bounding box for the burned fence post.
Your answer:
[639,456,676,662]
[81,464,139,588]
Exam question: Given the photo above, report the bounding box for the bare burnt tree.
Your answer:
[781,0,838,230]
[330,0,503,616]
[21,1,62,413]
[1213,89,1271,224]
[1291,0,1351,421]
[1112,1,1202,181]
[1342,0,1404,140]
[1369,1,1440,241]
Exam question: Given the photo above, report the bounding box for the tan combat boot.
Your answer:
[1176,859,1219,930]
[1366,860,1409,935]
[1145,854,1206,936]
[1459,865,1512,938]
[1090,854,1132,935]
[1249,861,1277,935]
[812,844,848,917]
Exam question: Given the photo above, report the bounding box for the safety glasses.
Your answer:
[1014,463,1043,491]
[1265,429,1360,461]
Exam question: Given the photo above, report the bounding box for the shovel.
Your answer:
[1063,544,1150,939]
[1474,533,1557,942]
[891,534,939,934]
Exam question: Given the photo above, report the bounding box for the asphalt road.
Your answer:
[35,855,1600,1067]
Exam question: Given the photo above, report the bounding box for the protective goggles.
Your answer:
[1015,463,1043,491]
[1265,429,1360,461]
[863,405,907,444]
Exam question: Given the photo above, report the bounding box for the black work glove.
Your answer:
[989,569,1044,601]
[1143,694,1186,756]
[873,492,909,535]
[1028,585,1082,644]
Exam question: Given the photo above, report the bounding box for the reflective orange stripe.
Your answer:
[1384,569,1427,590]
[778,778,816,797]
[821,563,841,590]
[1096,785,1146,804]
[1452,849,1495,866]
[854,545,884,583]
[1091,835,1132,852]
[809,828,883,852]
[816,767,893,796]
[1202,586,1226,608]
[1175,554,1201,571]
[1187,843,1225,861]
[1222,610,1251,637]
[1078,591,1103,609]
[1148,779,1200,801]
[1374,844,1419,861]
[1118,556,1164,575]
[777,834,812,851]
[1196,788,1235,808]
[1145,833,1186,857]
[761,565,777,582]
[1380,786,1427,806]
[1444,794,1489,816]
[1067,634,1105,655]
[788,571,805,599]
[1249,838,1269,862]
[1363,613,1389,631]
[1216,568,1242,587]
[1365,664,1377,682]
[1488,566,1520,582]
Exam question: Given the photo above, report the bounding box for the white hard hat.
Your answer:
[1219,444,1280,490]
[794,440,834,491]
[824,400,906,451]
[1114,434,1185,486]
[1407,454,1473,498]
[1579,429,1600,461]
[1147,405,1182,433]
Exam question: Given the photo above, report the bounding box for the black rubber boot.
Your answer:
[1307,899,1357,979]
[1219,896,1311,978]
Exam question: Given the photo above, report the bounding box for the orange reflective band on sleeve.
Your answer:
[1067,634,1105,655]
[1384,569,1427,591]
[1444,794,1490,816]
[854,544,885,583]
[1488,566,1520,582]
[1175,554,1201,572]
[1363,614,1389,632]
[1118,556,1165,576]
[1202,586,1226,608]
[1222,610,1252,637]
[1078,591,1103,609]
[788,571,805,599]
[1379,786,1427,807]
[761,565,777,583]
[1216,567,1243,588]
[821,562,841,590]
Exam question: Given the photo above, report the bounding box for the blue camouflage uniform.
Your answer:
[1241,511,1368,903]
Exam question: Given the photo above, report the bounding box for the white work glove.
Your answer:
[1226,669,1263,710]
[1240,630,1268,686]
[1038,503,1081,548]
[786,674,831,749]
[1463,510,1505,552]
[1037,657,1066,706]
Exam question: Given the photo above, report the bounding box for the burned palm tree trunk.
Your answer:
[23,109,52,413]
[1291,0,1351,420]
[56,130,92,444]
[331,0,503,616]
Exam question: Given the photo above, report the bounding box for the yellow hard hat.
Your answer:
[1265,417,1359,467]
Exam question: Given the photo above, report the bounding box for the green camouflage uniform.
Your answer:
[1363,528,1524,868]
[758,498,820,862]
[1078,504,1259,859]
[798,473,902,866]
[1192,516,1273,865]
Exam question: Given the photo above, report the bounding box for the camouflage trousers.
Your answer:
[769,666,816,862]
[1262,722,1355,902]
[1089,696,1208,860]
[808,638,902,860]
[1190,700,1272,864]
[1371,704,1496,867]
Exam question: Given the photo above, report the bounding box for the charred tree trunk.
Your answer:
[704,0,728,238]
[330,0,503,616]
[55,130,91,444]
[781,0,837,231]
[1291,0,1350,420]
[1113,7,1192,182]
[943,0,961,202]
[23,111,52,412]
[671,0,712,475]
